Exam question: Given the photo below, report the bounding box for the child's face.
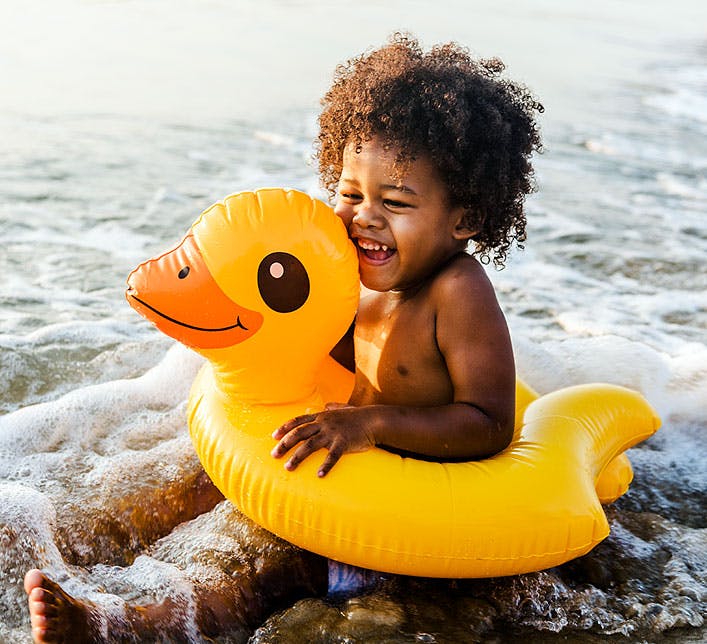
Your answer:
[334,137,472,293]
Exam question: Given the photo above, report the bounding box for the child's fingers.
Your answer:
[284,433,329,470]
[272,413,317,439]
[271,421,319,458]
[317,444,345,477]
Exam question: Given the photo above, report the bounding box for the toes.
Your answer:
[24,570,81,644]
[29,586,58,612]
[31,623,59,644]
[30,610,61,642]
[25,570,65,603]
[24,569,46,594]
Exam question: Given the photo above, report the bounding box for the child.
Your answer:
[272,32,541,477]
[24,33,542,643]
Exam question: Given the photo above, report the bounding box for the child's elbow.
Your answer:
[497,420,514,453]
[461,405,514,459]
[487,416,514,457]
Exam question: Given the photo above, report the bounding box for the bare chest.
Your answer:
[351,294,453,406]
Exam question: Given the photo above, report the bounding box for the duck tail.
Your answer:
[522,383,661,495]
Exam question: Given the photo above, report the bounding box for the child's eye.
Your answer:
[340,192,362,202]
[383,199,409,209]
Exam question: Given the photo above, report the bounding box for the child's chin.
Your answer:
[359,273,388,292]
[360,272,400,293]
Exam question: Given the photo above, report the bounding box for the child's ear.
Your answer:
[451,208,479,241]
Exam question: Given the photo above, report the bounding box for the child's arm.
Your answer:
[272,264,515,476]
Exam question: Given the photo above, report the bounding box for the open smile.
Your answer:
[356,239,397,263]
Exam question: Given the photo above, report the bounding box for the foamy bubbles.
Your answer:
[0,344,202,463]
[0,483,65,631]
[0,345,213,640]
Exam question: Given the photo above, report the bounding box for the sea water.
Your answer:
[0,0,705,641]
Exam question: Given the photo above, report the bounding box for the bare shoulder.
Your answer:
[432,253,515,428]
[430,253,500,314]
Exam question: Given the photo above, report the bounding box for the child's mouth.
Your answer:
[356,239,396,263]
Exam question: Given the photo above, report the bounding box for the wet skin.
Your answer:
[24,506,328,643]
[25,570,96,644]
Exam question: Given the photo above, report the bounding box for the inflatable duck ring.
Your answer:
[127,188,660,578]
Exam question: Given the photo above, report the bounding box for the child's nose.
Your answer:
[352,203,384,229]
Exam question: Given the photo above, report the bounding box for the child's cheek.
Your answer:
[333,203,354,228]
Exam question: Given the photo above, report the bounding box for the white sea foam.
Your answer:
[0,320,137,349]
[0,344,201,465]
[514,332,706,426]
[0,483,68,629]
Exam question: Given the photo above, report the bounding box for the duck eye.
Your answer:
[178,266,190,279]
[257,252,309,313]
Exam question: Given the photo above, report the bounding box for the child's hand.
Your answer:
[271,403,376,477]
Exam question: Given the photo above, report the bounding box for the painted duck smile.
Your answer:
[126,290,249,333]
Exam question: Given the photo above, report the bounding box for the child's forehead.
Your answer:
[344,135,396,155]
[343,137,428,171]
[342,137,438,184]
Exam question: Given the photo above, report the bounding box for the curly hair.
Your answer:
[316,33,543,267]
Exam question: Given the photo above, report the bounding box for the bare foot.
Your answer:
[23,544,328,642]
[24,569,98,644]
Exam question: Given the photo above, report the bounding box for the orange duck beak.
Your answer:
[126,232,263,350]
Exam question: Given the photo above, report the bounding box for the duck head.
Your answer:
[126,189,359,398]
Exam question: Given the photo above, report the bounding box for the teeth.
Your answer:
[358,240,389,252]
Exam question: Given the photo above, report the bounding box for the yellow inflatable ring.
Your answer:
[127,189,661,578]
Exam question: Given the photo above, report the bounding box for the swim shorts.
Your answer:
[327,559,384,596]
